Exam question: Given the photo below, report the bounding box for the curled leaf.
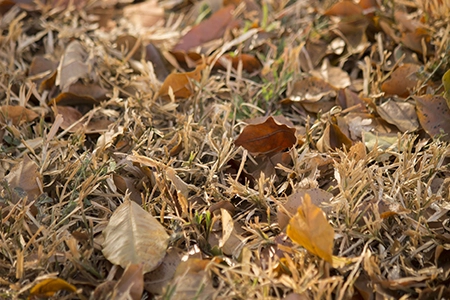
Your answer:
[29,278,77,298]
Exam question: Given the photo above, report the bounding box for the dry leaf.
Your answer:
[102,199,169,273]
[123,0,164,28]
[144,248,183,295]
[4,155,41,204]
[278,188,333,230]
[215,53,261,73]
[113,263,144,300]
[56,40,89,92]
[376,99,419,132]
[289,77,337,102]
[158,64,205,100]
[324,1,363,17]
[0,105,38,125]
[235,116,297,155]
[381,64,421,97]
[414,94,450,141]
[173,5,236,52]
[310,59,351,89]
[29,278,77,298]
[316,122,353,152]
[287,193,334,263]
[168,258,216,299]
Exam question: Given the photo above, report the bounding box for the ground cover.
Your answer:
[1,0,450,299]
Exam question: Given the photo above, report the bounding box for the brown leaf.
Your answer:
[381,64,421,97]
[113,263,144,300]
[316,122,353,152]
[0,105,39,125]
[287,193,334,263]
[158,64,205,100]
[144,248,182,295]
[235,116,297,155]
[145,43,169,80]
[173,5,236,52]
[289,77,337,102]
[324,1,363,17]
[56,40,90,92]
[376,99,419,132]
[414,94,450,141]
[4,155,42,204]
[324,0,363,17]
[170,258,216,299]
[123,0,164,28]
[28,56,58,91]
[401,28,433,55]
[310,59,351,89]
[116,35,142,60]
[215,53,261,73]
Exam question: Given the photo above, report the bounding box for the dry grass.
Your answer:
[1,0,450,299]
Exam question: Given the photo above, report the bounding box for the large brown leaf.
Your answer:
[235,116,297,155]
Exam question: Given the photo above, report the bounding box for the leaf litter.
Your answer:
[0,0,450,299]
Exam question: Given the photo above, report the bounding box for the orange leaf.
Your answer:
[29,278,77,298]
[0,105,39,125]
[158,64,205,100]
[215,54,261,73]
[324,1,363,17]
[287,193,334,263]
[235,116,297,155]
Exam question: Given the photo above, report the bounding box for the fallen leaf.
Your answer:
[4,155,41,204]
[381,64,421,97]
[287,193,334,264]
[324,1,363,17]
[145,43,169,80]
[401,28,433,55]
[310,59,351,89]
[235,116,297,155]
[168,258,216,299]
[102,199,169,273]
[29,278,77,298]
[123,0,164,28]
[28,56,58,91]
[0,105,39,125]
[158,64,205,100]
[215,53,261,73]
[278,188,333,230]
[113,263,144,300]
[289,77,337,102]
[414,94,450,141]
[56,40,90,92]
[144,248,183,295]
[316,122,353,152]
[116,35,142,60]
[376,99,419,132]
[173,5,236,52]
